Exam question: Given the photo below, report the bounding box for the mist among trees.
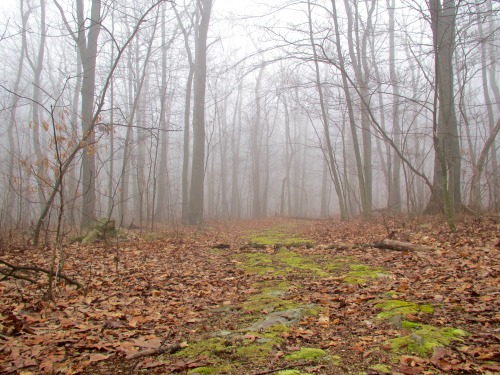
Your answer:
[0,0,499,237]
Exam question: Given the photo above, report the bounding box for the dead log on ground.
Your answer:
[372,239,435,252]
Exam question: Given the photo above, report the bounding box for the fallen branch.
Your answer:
[126,343,183,360]
[372,239,435,252]
[0,259,82,288]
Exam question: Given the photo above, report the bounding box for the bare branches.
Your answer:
[0,259,82,289]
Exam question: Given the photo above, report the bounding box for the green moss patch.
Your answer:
[388,321,468,356]
[285,348,327,361]
[276,248,328,277]
[174,338,234,358]
[375,299,434,320]
[242,292,299,313]
[187,365,233,375]
[344,264,389,284]
[248,227,314,248]
[235,325,287,362]
[240,252,276,275]
[187,367,215,375]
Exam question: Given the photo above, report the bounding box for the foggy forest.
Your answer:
[1,1,500,374]
[0,0,497,236]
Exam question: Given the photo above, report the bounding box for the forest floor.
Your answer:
[0,214,499,375]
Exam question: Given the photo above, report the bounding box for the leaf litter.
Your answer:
[0,215,498,374]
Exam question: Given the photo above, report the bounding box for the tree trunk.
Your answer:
[251,65,265,218]
[230,80,243,218]
[30,0,48,215]
[188,0,213,225]
[387,0,402,211]
[342,0,373,218]
[425,0,460,223]
[6,0,30,227]
[78,0,101,228]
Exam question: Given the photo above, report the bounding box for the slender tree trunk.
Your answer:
[425,0,460,223]
[230,80,243,218]
[30,0,47,214]
[188,0,213,225]
[78,0,101,228]
[251,65,265,218]
[342,0,373,217]
[387,0,402,211]
[174,4,196,224]
[154,7,173,222]
[6,0,30,227]
[486,0,500,210]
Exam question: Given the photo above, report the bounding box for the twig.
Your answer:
[0,259,82,288]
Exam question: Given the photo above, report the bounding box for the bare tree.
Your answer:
[425,0,461,228]
[188,0,213,225]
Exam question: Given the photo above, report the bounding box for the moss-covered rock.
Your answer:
[344,264,389,284]
[187,367,215,375]
[240,252,276,275]
[388,321,468,356]
[375,299,434,320]
[174,338,234,358]
[187,365,233,374]
[276,248,328,277]
[248,227,314,248]
[81,217,116,244]
[284,348,330,362]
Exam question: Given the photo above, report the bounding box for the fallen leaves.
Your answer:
[0,216,498,374]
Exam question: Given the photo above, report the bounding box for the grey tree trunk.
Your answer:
[230,80,243,218]
[6,0,30,227]
[342,0,374,217]
[251,65,265,218]
[174,4,196,224]
[78,0,101,228]
[425,0,460,223]
[29,0,47,213]
[486,0,500,210]
[188,0,213,225]
[387,0,402,211]
[330,0,365,218]
[155,5,175,222]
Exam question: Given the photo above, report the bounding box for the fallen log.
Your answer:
[372,239,435,252]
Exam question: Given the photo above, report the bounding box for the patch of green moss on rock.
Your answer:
[344,264,389,284]
[81,217,116,244]
[236,342,274,361]
[248,228,314,248]
[187,365,233,375]
[174,338,233,358]
[187,367,215,375]
[285,348,327,361]
[242,286,298,313]
[276,248,327,277]
[375,299,434,320]
[388,321,468,356]
[240,252,276,275]
[236,328,286,362]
